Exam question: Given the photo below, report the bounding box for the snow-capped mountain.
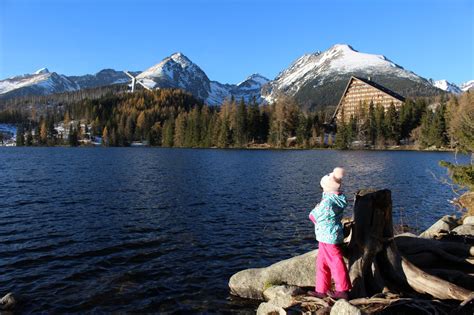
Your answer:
[229,74,270,103]
[262,44,441,109]
[137,52,212,101]
[460,80,474,92]
[69,69,137,89]
[136,53,269,105]
[431,79,462,94]
[0,68,79,99]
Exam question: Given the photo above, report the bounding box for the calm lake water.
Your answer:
[0,148,469,313]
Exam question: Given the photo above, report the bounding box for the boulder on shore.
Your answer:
[229,250,317,299]
[463,216,474,225]
[452,224,474,236]
[0,292,16,310]
[419,215,459,238]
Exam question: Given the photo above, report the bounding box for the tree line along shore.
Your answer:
[0,88,472,151]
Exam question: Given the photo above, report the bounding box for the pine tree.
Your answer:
[136,111,147,140]
[229,98,247,147]
[384,103,400,144]
[68,125,78,147]
[335,121,349,149]
[375,104,386,147]
[39,118,48,145]
[26,132,33,146]
[368,102,376,145]
[102,126,109,146]
[162,119,175,147]
[149,122,162,146]
[174,112,187,147]
[16,127,25,146]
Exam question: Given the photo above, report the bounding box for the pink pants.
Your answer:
[316,242,352,293]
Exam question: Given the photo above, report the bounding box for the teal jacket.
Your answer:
[309,192,347,244]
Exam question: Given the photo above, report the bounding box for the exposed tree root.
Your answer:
[346,189,474,304]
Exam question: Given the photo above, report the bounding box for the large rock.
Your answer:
[452,224,474,236]
[419,215,459,238]
[256,302,286,315]
[330,300,364,315]
[229,250,317,299]
[463,216,474,225]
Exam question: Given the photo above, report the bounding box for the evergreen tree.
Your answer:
[384,103,400,144]
[26,132,33,146]
[68,125,79,147]
[368,102,376,145]
[162,119,175,147]
[149,122,162,146]
[174,112,187,147]
[102,126,109,146]
[39,117,48,145]
[375,104,386,146]
[16,126,25,146]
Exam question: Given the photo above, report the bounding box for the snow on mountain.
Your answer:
[35,68,50,74]
[460,80,474,92]
[262,44,439,109]
[136,53,269,105]
[432,79,462,94]
[68,69,135,89]
[137,52,211,101]
[0,70,79,98]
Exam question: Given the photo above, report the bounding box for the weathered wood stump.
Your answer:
[347,189,473,303]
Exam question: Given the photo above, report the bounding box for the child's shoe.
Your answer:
[307,291,327,298]
[328,290,349,300]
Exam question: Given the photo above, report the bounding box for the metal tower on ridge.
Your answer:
[124,71,152,92]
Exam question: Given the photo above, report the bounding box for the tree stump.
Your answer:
[347,189,473,302]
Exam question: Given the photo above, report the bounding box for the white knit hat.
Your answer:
[320,167,345,193]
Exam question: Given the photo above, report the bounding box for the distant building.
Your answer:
[332,76,405,123]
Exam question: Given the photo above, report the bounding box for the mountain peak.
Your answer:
[330,44,355,52]
[35,67,50,75]
[169,52,192,68]
[237,73,269,88]
[246,73,269,82]
[433,79,462,94]
[460,80,474,92]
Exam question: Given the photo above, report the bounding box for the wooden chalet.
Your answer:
[332,76,405,123]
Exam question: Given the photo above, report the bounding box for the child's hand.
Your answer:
[309,213,316,224]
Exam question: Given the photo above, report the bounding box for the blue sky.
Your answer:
[1,0,473,84]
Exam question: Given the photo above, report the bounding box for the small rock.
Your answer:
[263,285,303,301]
[262,285,302,308]
[419,215,459,238]
[463,216,474,225]
[452,224,474,236]
[0,292,16,310]
[257,301,286,315]
[330,300,364,315]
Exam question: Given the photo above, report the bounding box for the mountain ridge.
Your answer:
[0,45,471,107]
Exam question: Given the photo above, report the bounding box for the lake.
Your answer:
[0,148,468,313]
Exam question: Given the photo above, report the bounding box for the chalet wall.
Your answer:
[336,78,404,122]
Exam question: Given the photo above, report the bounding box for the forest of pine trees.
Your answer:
[2,88,472,151]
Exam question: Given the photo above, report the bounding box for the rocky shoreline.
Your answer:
[228,214,474,315]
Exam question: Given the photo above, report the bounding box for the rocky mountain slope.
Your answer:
[262,44,443,110]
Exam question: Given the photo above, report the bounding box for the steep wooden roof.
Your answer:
[331,76,406,122]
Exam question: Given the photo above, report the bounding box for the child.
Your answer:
[308,167,352,300]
